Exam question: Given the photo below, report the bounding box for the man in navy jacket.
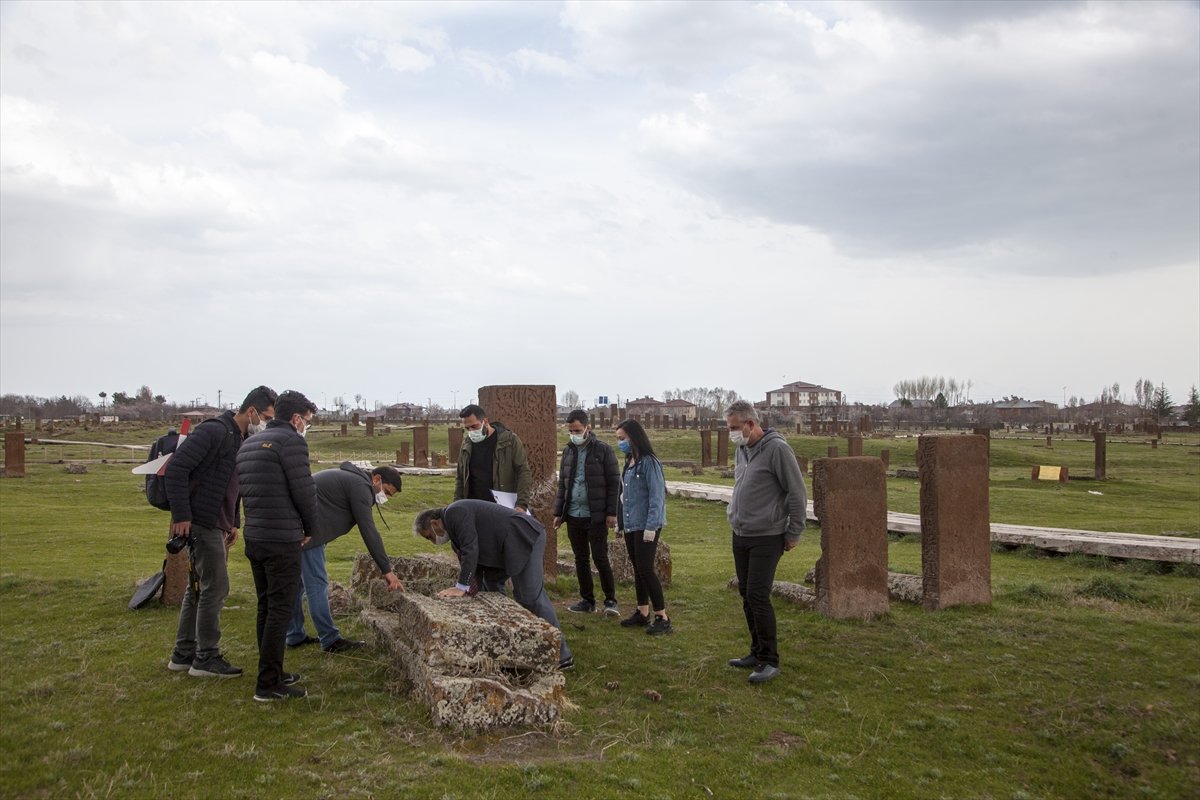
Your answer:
[165,386,276,679]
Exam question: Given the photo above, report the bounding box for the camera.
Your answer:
[166,535,190,555]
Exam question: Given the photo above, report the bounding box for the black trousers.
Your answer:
[567,516,615,605]
[245,539,303,692]
[732,533,785,668]
[624,530,664,613]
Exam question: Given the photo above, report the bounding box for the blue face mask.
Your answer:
[617,439,632,454]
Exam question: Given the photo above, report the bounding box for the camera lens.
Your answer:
[166,536,188,555]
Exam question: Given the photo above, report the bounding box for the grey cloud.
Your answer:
[867,0,1084,33]
[630,4,1200,275]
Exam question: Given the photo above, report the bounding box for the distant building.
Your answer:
[384,402,425,420]
[626,396,664,419]
[765,380,843,421]
[991,400,1057,424]
[662,398,698,422]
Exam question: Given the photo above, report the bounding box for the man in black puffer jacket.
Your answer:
[237,389,319,702]
[165,386,277,679]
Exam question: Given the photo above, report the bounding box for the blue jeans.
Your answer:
[286,544,340,649]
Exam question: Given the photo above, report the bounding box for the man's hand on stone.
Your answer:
[384,572,404,592]
[437,587,467,599]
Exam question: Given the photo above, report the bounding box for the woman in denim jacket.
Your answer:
[615,419,672,635]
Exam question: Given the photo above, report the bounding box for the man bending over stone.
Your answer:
[413,499,574,670]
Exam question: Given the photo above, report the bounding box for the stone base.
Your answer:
[556,538,672,587]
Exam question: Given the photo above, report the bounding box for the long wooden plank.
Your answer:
[665,481,1199,564]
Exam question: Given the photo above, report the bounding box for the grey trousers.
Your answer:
[173,523,230,660]
[480,533,572,662]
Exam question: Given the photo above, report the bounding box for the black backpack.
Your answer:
[144,431,179,511]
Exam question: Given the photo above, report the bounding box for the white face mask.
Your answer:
[433,532,449,545]
[569,432,586,446]
[467,424,486,443]
[248,413,268,435]
[375,490,389,505]
[730,428,747,446]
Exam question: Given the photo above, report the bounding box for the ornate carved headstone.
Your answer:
[477,385,558,577]
[917,435,991,610]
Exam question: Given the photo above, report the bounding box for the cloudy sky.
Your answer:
[2,0,1197,411]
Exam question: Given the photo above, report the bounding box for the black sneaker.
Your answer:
[728,654,758,669]
[620,609,650,628]
[602,600,620,617]
[167,652,193,672]
[282,672,302,686]
[646,616,673,636]
[322,638,366,654]
[253,685,307,702]
[567,600,595,613]
[558,656,575,671]
[188,654,243,678]
[286,635,318,649]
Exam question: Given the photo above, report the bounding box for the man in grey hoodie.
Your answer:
[724,400,807,684]
[287,462,405,653]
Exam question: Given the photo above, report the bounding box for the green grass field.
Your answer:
[1,424,1198,798]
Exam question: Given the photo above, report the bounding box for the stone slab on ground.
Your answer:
[361,592,568,732]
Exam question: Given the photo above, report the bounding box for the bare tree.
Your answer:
[561,390,580,409]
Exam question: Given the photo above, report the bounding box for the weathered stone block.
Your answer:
[558,538,672,588]
[917,435,992,610]
[361,593,568,732]
[350,552,461,607]
[812,457,889,620]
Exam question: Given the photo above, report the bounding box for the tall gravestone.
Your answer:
[880,449,890,471]
[827,445,838,459]
[340,423,348,437]
[716,428,729,467]
[1094,431,1107,480]
[4,432,26,478]
[365,417,375,437]
[478,385,558,578]
[700,429,713,467]
[413,426,430,468]
[447,427,463,464]
[847,435,863,457]
[399,442,410,466]
[812,457,889,620]
[917,435,991,610]
[352,412,360,427]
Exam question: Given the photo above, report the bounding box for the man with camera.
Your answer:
[165,386,277,678]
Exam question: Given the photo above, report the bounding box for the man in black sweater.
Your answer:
[165,386,276,679]
[287,462,405,653]
[237,390,318,701]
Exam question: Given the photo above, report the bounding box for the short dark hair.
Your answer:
[239,386,277,414]
[275,390,318,422]
[616,418,657,461]
[459,404,486,421]
[372,466,403,493]
[412,506,445,537]
[566,409,589,426]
